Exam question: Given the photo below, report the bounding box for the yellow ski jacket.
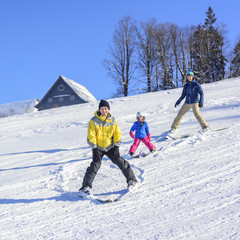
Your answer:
[87,111,122,152]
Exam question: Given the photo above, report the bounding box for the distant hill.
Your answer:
[0,99,39,118]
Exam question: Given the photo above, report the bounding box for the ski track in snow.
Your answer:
[0,78,240,239]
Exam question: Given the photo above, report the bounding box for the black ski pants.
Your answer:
[82,146,137,188]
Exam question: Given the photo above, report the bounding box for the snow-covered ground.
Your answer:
[0,78,240,240]
[0,99,38,118]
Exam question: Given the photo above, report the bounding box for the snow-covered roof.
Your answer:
[60,75,97,102]
[35,75,97,110]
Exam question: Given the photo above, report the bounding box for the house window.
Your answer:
[70,95,75,101]
[57,84,65,92]
[59,97,64,102]
[48,98,53,103]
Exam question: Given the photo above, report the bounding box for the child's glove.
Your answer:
[147,133,151,142]
[129,131,135,139]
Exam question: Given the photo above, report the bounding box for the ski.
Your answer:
[111,182,142,203]
[211,127,229,132]
[112,188,136,202]
[165,127,229,141]
[131,151,151,158]
[92,189,136,203]
[165,134,191,141]
[78,192,112,203]
[94,198,114,203]
[78,182,143,204]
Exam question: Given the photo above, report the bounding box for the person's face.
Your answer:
[100,106,109,117]
[137,116,144,122]
[187,75,193,81]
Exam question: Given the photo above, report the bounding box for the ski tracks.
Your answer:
[2,125,238,240]
[148,126,240,239]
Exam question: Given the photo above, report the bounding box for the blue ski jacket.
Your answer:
[176,80,204,105]
[130,121,150,139]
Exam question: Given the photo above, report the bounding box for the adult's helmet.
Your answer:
[187,70,194,77]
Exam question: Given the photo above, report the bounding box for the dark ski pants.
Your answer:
[81,146,137,189]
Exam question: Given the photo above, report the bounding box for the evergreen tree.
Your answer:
[204,6,217,28]
[192,7,226,83]
[192,25,209,83]
[230,40,240,77]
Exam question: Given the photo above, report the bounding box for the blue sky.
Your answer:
[0,0,239,104]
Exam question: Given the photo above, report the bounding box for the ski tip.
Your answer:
[165,135,174,140]
[113,198,121,202]
[96,199,113,203]
[132,155,140,158]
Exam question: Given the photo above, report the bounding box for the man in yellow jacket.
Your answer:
[79,100,137,197]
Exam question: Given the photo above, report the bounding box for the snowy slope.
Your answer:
[0,78,240,240]
[0,99,38,118]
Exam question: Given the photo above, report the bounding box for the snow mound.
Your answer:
[0,99,38,118]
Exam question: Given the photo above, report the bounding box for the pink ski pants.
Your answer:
[129,137,155,154]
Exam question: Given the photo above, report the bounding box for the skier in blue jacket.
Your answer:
[167,71,209,138]
[129,112,156,156]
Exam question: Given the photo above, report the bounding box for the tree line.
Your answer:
[103,7,240,97]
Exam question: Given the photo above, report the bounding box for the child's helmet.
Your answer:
[136,112,145,120]
[136,112,144,117]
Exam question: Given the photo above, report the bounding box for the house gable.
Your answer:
[35,76,96,111]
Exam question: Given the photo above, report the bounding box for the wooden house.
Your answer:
[35,75,97,111]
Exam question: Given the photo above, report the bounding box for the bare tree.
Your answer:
[171,25,196,86]
[154,23,173,89]
[188,25,196,71]
[102,16,137,97]
[103,8,229,96]
[136,19,158,92]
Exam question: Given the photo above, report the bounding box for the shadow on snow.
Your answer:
[0,192,81,204]
[0,157,89,172]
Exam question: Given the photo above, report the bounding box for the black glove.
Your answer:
[175,100,180,107]
[112,145,120,158]
[92,148,98,153]
[114,145,119,151]
[199,103,203,108]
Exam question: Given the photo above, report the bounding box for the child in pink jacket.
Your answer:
[129,112,156,156]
